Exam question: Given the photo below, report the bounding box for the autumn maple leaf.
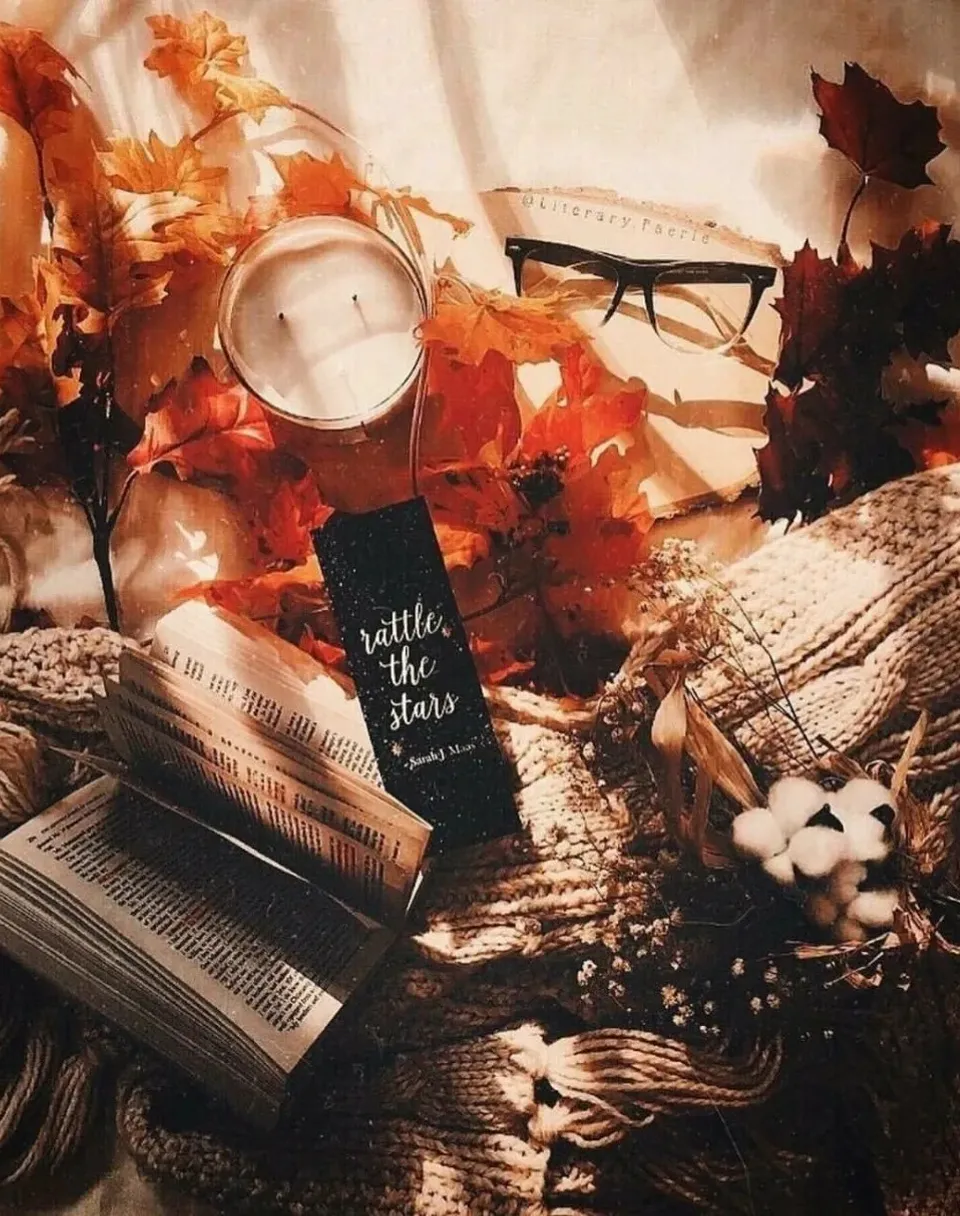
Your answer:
[239,455,334,565]
[0,296,44,377]
[100,132,225,200]
[871,222,960,364]
[520,343,649,463]
[812,63,944,189]
[245,152,367,233]
[542,444,652,583]
[99,132,239,267]
[420,347,522,467]
[179,557,326,621]
[773,242,855,388]
[421,272,584,365]
[128,357,274,481]
[0,24,80,147]
[144,12,289,122]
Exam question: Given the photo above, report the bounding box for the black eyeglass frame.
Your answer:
[504,236,777,344]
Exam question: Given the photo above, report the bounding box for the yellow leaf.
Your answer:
[144,12,288,122]
[99,131,226,202]
[421,272,585,365]
[684,698,762,809]
[100,133,240,269]
[651,677,687,761]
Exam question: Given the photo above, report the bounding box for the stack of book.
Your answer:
[0,601,433,1128]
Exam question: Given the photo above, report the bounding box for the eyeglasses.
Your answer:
[504,236,777,355]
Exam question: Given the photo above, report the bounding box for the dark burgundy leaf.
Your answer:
[774,242,851,387]
[871,222,960,363]
[812,63,944,188]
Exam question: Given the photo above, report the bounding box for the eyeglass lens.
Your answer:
[515,248,762,354]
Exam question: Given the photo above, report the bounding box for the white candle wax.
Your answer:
[219,216,425,435]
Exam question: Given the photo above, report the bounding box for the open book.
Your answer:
[0,602,432,1130]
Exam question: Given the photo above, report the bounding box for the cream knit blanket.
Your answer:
[696,464,960,818]
[0,464,958,1213]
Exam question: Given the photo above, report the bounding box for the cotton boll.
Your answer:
[834,916,868,944]
[732,807,786,860]
[847,889,899,929]
[762,850,796,887]
[788,825,846,879]
[767,777,830,839]
[833,778,897,827]
[829,860,868,906]
[806,892,839,928]
[836,809,890,863]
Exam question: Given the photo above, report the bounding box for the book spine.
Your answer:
[151,618,382,786]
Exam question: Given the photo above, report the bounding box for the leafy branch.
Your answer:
[756,62,957,525]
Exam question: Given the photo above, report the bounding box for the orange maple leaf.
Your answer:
[0,295,44,377]
[144,12,289,122]
[369,186,472,250]
[0,24,80,145]
[521,343,649,462]
[128,357,274,481]
[240,459,334,566]
[179,556,326,620]
[99,132,239,267]
[245,152,368,233]
[421,272,585,366]
[543,444,653,583]
[420,347,522,467]
[100,131,226,200]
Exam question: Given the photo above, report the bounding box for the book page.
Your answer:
[1,778,393,1073]
[150,602,382,785]
[119,648,431,863]
[99,693,414,923]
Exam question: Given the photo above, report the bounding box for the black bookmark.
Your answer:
[313,497,521,852]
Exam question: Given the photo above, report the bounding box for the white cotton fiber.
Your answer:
[788,825,846,879]
[834,916,868,944]
[836,809,890,863]
[732,808,787,860]
[767,777,830,839]
[806,892,839,928]
[833,777,896,822]
[847,888,899,929]
[829,860,868,906]
[762,850,796,886]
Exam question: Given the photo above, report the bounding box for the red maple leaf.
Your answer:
[420,347,521,466]
[812,63,944,188]
[520,343,649,463]
[542,444,652,583]
[129,357,274,481]
[240,455,334,566]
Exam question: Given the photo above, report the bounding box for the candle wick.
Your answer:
[278,311,286,321]
[351,293,359,305]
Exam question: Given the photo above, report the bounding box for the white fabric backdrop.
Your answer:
[1,0,959,1210]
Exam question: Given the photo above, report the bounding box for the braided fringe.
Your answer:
[505,1024,782,1148]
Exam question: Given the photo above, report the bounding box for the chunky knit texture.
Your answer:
[1,466,960,1212]
[696,464,960,823]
